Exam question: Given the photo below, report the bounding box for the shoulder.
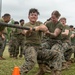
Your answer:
[36,21,43,26]
[64,25,70,30]
[46,21,52,27]
[24,22,30,26]
[56,22,63,30]
[0,18,4,22]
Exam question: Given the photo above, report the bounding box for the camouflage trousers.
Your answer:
[0,34,7,57]
[62,42,73,61]
[68,44,75,58]
[37,43,62,71]
[20,45,39,75]
[8,36,19,57]
[20,44,62,75]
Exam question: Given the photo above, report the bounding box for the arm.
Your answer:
[46,28,61,38]
[61,29,69,37]
[34,24,61,38]
[22,28,32,36]
[0,31,5,40]
[34,24,48,32]
[70,34,75,38]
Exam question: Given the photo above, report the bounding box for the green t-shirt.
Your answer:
[71,30,75,44]
[24,21,42,45]
[46,21,63,40]
[11,26,21,37]
[0,18,7,33]
[0,18,5,31]
[61,25,71,41]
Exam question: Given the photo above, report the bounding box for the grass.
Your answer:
[0,45,75,75]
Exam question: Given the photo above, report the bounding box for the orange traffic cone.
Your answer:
[12,66,20,75]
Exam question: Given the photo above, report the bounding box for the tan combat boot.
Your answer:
[51,70,55,75]
[62,62,69,70]
[43,65,51,73]
[35,64,45,75]
[55,70,61,75]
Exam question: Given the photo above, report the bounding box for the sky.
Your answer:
[1,0,75,26]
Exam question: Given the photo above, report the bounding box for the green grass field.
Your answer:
[0,45,75,75]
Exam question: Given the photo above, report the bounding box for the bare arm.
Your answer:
[34,24,48,32]
[62,29,69,37]
[34,24,62,38]
[70,34,75,38]
[46,28,61,38]
[0,30,5,40]
[22,28,32,36]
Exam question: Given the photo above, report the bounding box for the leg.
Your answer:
[20,46,37,75]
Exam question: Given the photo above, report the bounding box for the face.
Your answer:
[28,12,38,23]
[4,16,11,23]
[60,19,66,25]
[70,28,74,31]
[51,15,58,23]
[21,21,24,25]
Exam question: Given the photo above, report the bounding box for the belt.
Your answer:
[25,43,41,46]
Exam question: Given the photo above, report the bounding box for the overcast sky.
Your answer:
[1,0,75,26]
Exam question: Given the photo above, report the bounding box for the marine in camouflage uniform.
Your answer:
[35,11,63,75]
[0,14,11,60]
[20,8,43,75]
[18,19,25,58]
[8,21,21,58]
[69,25,75,62]
[20,22,43,75]
[60,17,73,69]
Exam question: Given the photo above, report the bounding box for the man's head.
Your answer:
[59,17,66,25]
[51,10,61,23]
[14,21,19,25]
[28,8,40,23]
[2,13,11,23]
[20,19,24,26]
[69,25,74,31]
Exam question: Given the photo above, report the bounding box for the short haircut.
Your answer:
[60,17,66,20]
[3,13,10,17]
[20,19,24,23]
[14,21,19,24]
[59,17,66,22]
[51,10,61,18]
[69,25,74,28]
[28,8,40,15]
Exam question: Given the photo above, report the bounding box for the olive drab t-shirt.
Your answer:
[0,18,7,33]
[17,24,25,35]
[24,21,42,45]
[61,25,71,42]
[11,24,21,37]
[46,21,63,40]
[71,30,75,44]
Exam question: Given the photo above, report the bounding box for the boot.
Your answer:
[55,70,61,75]
[66,60,72,65]
[35,64,45,75]
[62,62,69,70]
[0,56,6,60]
[51,70,55,75]
[41,64,51,73]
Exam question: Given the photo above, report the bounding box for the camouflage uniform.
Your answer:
[61,25,73,61]
[37,21,63,72]
[20,21,43,75]
[0,18,7,58]
[8,28,20,58]
[70,30,75,59]
[18,24,25,57]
